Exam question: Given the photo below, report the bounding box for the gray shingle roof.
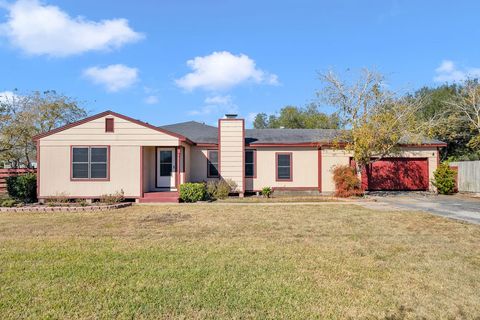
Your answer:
[160,121,218,144]
[246,129,342,144]
[159,121,445,145]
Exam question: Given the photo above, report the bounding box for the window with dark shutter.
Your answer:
[245,150,255,178]
[276,153,292,181]
[105,118,114,132]
[207,150,219,177]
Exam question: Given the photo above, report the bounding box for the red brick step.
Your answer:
[139,191,179,203]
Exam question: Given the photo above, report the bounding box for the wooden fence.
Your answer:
[450,161,480,193]
[0,169,36,195]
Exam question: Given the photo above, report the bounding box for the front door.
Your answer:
[156,148,176,188]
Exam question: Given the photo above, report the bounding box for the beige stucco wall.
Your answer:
[321,147,439,193]
[188,146,219,183]
[246,147,319,191]
[41,115,180,146]
[321,148,352,193]
[219,120,244,192]
[39,114,181,198]
[39,144,141,197]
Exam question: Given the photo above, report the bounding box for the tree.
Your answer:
[252,104,339,129]
[318,69,424,171]
[0,90,87,168]
[253,113,268,129]
[412,84,473,160]
[445,80,480,152]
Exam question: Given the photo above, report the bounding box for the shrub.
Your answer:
[215,180,232,199]
[179,183,206,202]
[45,192,70,205]
[225,179,238,193]
[261,187,273,198]
[0,199,17,207]
[75,199,89,207]
[206,181,217,199]
[432,163,456,195]
[206,179,236,200]
[99,190,125,204]
[6,173,37,203]
[332,165,364,197]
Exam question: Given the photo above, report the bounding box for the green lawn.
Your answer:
[0,204,479,319]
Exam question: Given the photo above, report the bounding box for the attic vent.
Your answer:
[105,118,114,132]
[225,114,238,119]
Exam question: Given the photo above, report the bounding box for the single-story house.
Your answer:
[33,110,446,202]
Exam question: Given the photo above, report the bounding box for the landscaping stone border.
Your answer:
[0,202,132,212]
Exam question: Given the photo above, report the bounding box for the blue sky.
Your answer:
[0,0,479,127]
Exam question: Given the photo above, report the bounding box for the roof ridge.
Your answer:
[160,120,217,128]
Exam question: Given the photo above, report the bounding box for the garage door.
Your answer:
[362,158,429,191]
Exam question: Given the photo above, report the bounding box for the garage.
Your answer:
[361,158,429,191]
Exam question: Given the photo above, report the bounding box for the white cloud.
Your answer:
[434,60,480,83]
[175,51,279,91]
[83,64,139,92]
[144,95,159,105]
[204,95,231,105]
[188,95,238,116]
[0,0,143,57]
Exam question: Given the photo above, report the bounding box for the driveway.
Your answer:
[369,193,480,224]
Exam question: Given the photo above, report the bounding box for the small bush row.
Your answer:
[99,190,125,204]
[179,180,274,202]
[180,179,273,202]
[179,179,237,202]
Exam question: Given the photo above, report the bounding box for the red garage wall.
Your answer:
[360,158,429,191]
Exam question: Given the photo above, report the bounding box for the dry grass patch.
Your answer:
[0,204,479,319]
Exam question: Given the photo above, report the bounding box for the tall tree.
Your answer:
[318,69,425,170]
[0,90,87,168]
[253,113,268,129]
[412,84,472,159]
[445,80,480,151]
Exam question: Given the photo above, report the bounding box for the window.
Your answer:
[245,150,255,178]
[159,150,173,176]
[207,150,219,177]
[72,146,109,180]
[276,153,292,181]
[105,118,114,132]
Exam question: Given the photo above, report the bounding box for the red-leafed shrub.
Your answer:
[332,165,364,197]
